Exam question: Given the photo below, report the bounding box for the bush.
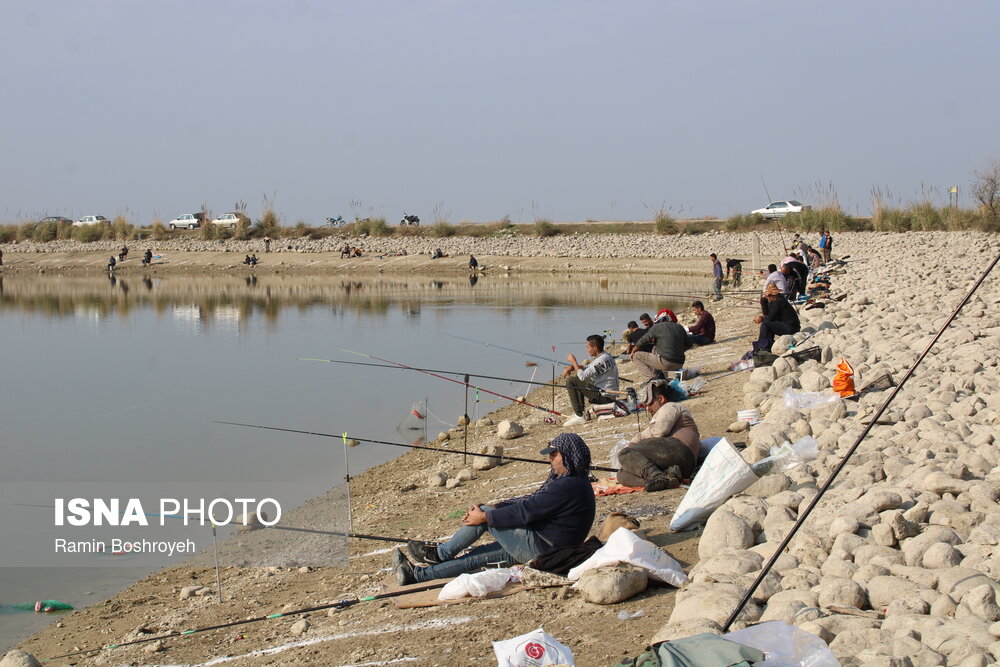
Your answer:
[0,226,16,243]
[74,224,105,243]
[431,222,457,238]
[233,218,251,240]
[654,211,678,235]
[200,222,219,240]
[32,221,57,242]
[783,207,861,232]
[256,205,281,237]
[534,219,559,237]
[872,208,911,232]
[17,222,35,241]
[111,215,134,240]
[151,222,168,240]
[724,213,766,231]
[56,221,74,240]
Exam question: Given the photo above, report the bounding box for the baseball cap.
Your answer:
[653,308,677,323]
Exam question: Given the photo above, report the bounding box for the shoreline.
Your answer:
[9,231,1000,665]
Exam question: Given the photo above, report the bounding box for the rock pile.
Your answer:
[656,233,1000,665]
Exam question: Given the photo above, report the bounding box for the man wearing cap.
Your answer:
[630,310,689,383]
[393,433,596,584]
[560,334,619,426]
[617,381,701,492]
[754,283,801,353]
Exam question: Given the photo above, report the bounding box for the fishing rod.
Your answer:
[215,421,617,473]
[722,250,1000,632]
[342,349,564,416]
[43,581,450,662]
[300,357,561,388]
[440,332,568,366]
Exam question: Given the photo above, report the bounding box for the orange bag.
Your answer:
[833,358,856,397]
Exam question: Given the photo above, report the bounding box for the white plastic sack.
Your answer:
[784,388,841,410]
[699,436,722,464]
[566,527,687,587]
[492,627,575,667]
[439,568,511,600]
[670,437,757,532]
[609,439,630,469]
[724,620,840,667]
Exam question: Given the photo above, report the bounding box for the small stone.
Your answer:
[743,473,791,498]
[728,421,750,433]
[497,420,524,439]
[445,478,462,489]
[455,468,474,482]
[575,563,648,604]
[144,640,165,653]
[427,472,447,487]
[179,585,205,599]
[698,509,754,559]
[472,444,504,471]
[817,577,866,609]
[437,431,451,442]
[290,618,310,636]
[457,414,470,426]
[477,417,494,427]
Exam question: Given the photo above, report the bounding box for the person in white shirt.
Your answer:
[561,335,619,426]
[617,380,701,492]
[761,263,788,313]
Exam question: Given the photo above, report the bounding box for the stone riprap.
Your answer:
[658,232,1000,665]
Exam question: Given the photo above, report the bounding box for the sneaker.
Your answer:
[563,414,587,427]
[644,475,679,493]
[392,548,416,586]
[407,540,442,564]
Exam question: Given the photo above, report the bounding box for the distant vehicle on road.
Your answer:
[168,213,205,230]
[210,212,248,229]
[38,216,73,225]
[750,201,811,219]
[400,213,420,226]
[73,215,110,226]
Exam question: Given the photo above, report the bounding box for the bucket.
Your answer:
[737,409,759,423]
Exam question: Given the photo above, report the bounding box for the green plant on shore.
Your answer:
[0,226,15,243]
[256,192,281,237]
[724,212,766,231]
[74,224,105,243]
[151,221,168,241]
[201,220,219,241]
[431,222,457,238]
[32,220,57,242]
[111,215,134,240]
[533,219,559,237]
[782,207,861,232]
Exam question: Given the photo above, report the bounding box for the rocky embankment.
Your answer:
[653,233,1000,665]
[0,230,911,262]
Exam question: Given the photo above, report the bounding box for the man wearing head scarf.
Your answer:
[630,309,689,383]
[754,283,801,353]
[393,433,596,584]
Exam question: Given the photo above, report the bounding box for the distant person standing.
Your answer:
[264,235,271,253]
[469,255,478,270]
[821,230,833,263]
[710,253,723,300]
[0,247,4,266]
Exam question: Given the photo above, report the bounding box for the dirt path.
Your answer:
[13,267,758,667]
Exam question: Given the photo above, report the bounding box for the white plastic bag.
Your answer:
[749,436,819,476]
[566,527,688,587]
[783,388,841,410]
[438,568,511,600]
[492,627,575,667]
[698,436,722,464]
[670,438,757,531]
[609,439,630,469]
[724,620,840,667]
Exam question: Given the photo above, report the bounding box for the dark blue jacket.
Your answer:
[486,475,595,549]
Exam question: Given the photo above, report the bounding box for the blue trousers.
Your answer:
[412,515,547,583]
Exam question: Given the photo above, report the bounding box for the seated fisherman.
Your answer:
[630,310,688,383]
[687,300,716,345]
[624,320,653,355]
[561,334,619,426]
[754,283,801,353]
[618,380,701,492]
[394,433,596,584]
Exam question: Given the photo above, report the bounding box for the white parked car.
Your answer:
[73,215,110,226]
[210,212,247,228]
[168,213,205,230]
[750,200,811,219]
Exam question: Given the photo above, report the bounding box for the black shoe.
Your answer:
[644,475,678,493]
[407,540,442,564]
[392,548,416,586]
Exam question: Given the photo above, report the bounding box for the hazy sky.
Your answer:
[2,1,998,224]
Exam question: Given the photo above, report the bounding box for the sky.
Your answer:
[2,1,998,225]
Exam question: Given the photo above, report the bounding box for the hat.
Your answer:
[539,432,585,456]
[643,379,669,405]
[764,284,782,296]
[653,308,677,323]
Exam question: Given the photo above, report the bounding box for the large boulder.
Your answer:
[0,652,42,667]
[472,444,504,470]
[575,564,648,604]
[698,509,754,559]
[496,420,524,440]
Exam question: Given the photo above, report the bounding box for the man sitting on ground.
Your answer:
[624,320,653,355]
[617,380,701,492]
[560,335,619,426]
[754,283,801,353]
[630,310,688,383]
[781,257,809,300]
[394,433,596,584]
[687,300,716,345]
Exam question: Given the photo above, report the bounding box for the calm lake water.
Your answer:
[0,271,705,650]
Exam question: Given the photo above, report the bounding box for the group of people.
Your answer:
[340,244,363,258]
[108,248,154,270]
[243,254,260,266]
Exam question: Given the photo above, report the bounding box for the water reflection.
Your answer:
[0,273,711,327]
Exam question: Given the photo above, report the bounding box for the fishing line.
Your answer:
[42,582,449,662]
[722,251,1000,632]
[300,357,561,389]
[341,349,564,416]
[215,421,617,473]
[440,332,568,366]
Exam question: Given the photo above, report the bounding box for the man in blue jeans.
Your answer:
[392,433,596,584]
